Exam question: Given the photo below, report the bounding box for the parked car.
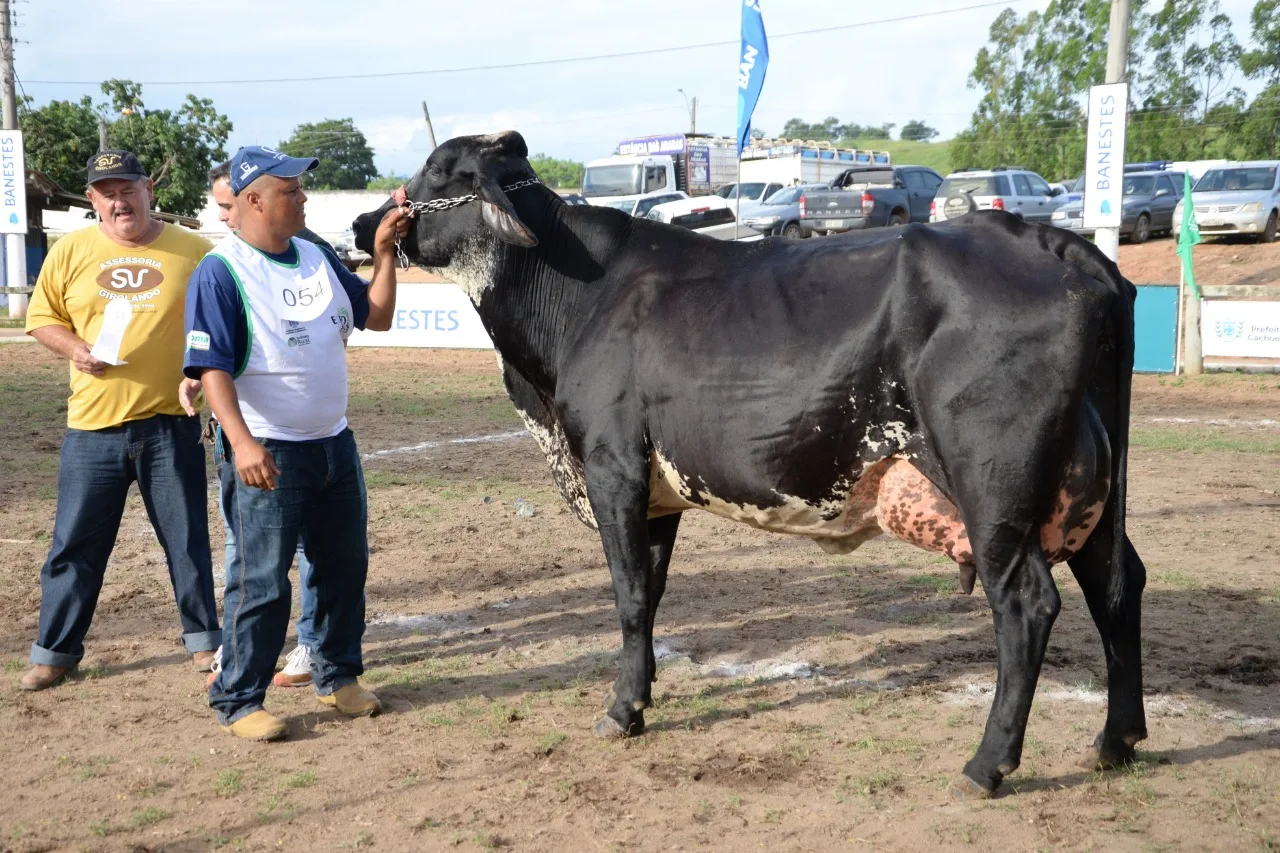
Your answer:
[715,181,787,213]
[798,165,943,235]
[333,229,368,272]
[738,183,825,238]
[601,190,690,218]
[930,167,1064,223]
[560,192,589,205]
[1050,170,1185,243]
[645,194,757,240]
[1174,161,1280,243]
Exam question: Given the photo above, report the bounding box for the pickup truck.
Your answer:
[799,165,943,235]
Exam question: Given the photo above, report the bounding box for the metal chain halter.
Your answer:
[395,177,542,268]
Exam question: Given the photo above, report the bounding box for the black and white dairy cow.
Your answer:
[354,131,1148,797]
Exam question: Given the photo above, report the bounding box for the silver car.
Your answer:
[1174,161,1280,243]
[930,167,1065,223]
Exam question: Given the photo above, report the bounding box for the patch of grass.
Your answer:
[946,713,966,728]
[131,807,172,829]
[285,770,315,789]
[534,732,568,756]
[79,664,108,680]
[1149,570,1202,589]
[215,769,243,797]
[80,756,115,779]
[763,808,788,824]
[1130,427,1280,455]
[3,659,23,673]
[337,831,376,849]
[482,699,529,737]
[907,574,955,596]
[858,770,903,796]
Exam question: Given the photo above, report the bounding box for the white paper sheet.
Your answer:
[90,299,133,366]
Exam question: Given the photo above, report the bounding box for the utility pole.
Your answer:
[0,0,26,318]
[1094,0,1129,264]
[420,100,437,151]
[678,89,697,135]
[98,116,109,150]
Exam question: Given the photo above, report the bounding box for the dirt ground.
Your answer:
[0,346,1278,853]
[1118,235,1280,288]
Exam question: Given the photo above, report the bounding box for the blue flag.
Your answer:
[736,0,769,157]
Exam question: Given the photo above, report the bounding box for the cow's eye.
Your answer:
[428,164,443,179]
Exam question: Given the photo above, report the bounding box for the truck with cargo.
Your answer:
[580,133,738,209]
[738,141,892,187]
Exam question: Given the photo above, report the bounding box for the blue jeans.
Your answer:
[31,414,220,668]
[211,427,370,725]
[220,499,316,650]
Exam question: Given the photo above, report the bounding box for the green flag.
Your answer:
[1176,170,1202,299]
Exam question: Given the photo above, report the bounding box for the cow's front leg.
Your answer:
[582,439,654,738]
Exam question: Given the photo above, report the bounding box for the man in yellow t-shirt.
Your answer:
[20,149,221,691]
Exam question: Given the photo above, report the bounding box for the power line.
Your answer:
[26,0,1034,87]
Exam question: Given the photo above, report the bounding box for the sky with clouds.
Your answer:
[15,0,1264,178]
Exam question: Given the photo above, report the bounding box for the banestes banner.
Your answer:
[1082,83,1128,230]
[347,283,492,348]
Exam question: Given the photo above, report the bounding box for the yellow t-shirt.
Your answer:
[26,222,213,430]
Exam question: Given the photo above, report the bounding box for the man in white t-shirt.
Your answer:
[183,145,406,741]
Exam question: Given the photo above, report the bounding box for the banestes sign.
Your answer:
[1082,83,1129,230]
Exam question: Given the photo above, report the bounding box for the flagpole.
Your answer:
[1175,263,1185,375]
[735,157,742,240]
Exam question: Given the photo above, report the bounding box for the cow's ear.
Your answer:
[475,174,537,248]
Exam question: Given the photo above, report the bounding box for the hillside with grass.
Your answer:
[845,138,952,173]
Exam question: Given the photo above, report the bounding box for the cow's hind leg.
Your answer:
[956,530,1061,798]
[582,438,659,739]
[644,513,681,679]
[1068,531,1147,768]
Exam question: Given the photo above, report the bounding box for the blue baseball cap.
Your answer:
[229,145,319,195]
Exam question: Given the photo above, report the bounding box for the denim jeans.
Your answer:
[220,498,316,650]
[31,414,220,668]
[211,427,370,725]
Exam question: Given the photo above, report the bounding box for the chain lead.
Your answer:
[394,178,541,269]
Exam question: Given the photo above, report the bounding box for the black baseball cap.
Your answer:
[86,149,148,185]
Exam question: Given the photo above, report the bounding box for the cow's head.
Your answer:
[353,131,538,275]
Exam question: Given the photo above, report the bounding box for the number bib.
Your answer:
[271,262,333,322]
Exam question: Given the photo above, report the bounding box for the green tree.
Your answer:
[16,95,99,195]
[367,173,410,191]
[1240,0,1280,84]
[780,117,840,140]
[900,120,939,142]
[527,154,584,189]
[952,1,1143,180]
[19,79,232,217]
[278,119,378,190]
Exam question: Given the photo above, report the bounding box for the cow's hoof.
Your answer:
[593,713,641,739]
[948,774,996,801]
[1080,732,1138,770]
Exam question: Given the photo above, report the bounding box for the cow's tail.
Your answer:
[1105,276,1136,618]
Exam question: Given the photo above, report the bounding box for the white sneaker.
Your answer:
[272,645,313,687]
[205,645,222,687]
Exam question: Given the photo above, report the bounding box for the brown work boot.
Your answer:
[221,710,287,742]
[318,683,383,717]
[20,664,75,692]
[192,650,217,672]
